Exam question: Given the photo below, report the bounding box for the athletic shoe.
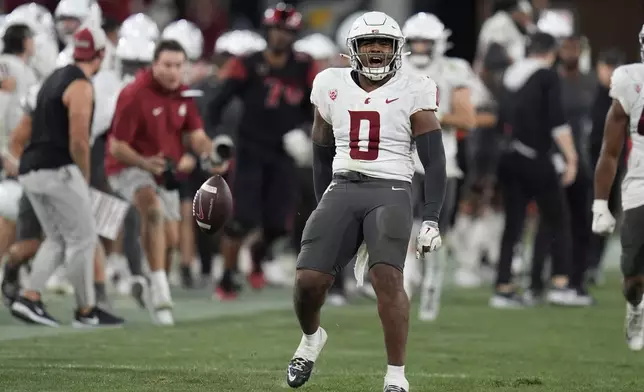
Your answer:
[384,385,408,392]
[286,327,328,388]
[248,271,266,290]
[72,307,125,328]
[546,287,577,306]
[489,291,524,309]
[626,302,644,351]
[327,292,347,307]
[10,296,59,327]
[214,285,238,301]
[522,289,544,307]
[154,307,175,326]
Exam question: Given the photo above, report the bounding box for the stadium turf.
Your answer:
[0,274,641,391]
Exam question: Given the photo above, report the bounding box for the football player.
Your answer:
[285,12,445,392]
[592,24,644,351]
[208,3,318,300]
[401,12,477,321]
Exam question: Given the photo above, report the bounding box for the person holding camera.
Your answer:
[105,39,228,326]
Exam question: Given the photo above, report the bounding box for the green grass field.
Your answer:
[0,274,641,392]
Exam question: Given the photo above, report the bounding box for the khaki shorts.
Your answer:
[108,167,180,222]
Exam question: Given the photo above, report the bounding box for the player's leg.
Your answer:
[418,177,458,321]
[287,179,362,388]
[618,204,644,350]
[159,188,180,276]
[219,153,262,299]
[178,170,203,288]
[2,194,37,305]
[490,155,530,308]
[10,189,64,326]
[362,180,413,392]
[111,168,170,324]
[254,157,298,289]
[565,172,593,304]
[533,184,575,305]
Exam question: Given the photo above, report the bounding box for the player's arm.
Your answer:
[545,70,578,185]
[311,107,335,202]
[594,99,628,201]
[63,79,93,182]
[412,110,446,222]
[208,57,248,127]
[2,114,32,177]
[185,99,231,175]
[440,87,477,130]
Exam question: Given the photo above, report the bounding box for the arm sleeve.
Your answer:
[109,90,140,144]
[416,130,447,222]
[411,76,439,115]
[545,70,567,134]
[313,142,335,202]
[182,98,204,133]
[209,57,247,127]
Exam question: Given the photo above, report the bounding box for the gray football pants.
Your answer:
[19,165,97,308]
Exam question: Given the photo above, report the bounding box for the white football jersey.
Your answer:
[0,54,37,151]
[90,69,122,144]
[610,63,644,211]
[405,56,476,178]
[311,67,438,183]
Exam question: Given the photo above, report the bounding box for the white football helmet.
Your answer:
[116,36,155,64]
[119,13,159,41]
[215,30,266,57]
[162,20,203,61]
[402,13,451,68]
[11,3,55,40]
[536,10,573,39]
[346,12,404,81]
[54,0,96,45]
[294,33,337,60]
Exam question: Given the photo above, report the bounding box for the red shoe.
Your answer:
[248,271,266,290]
[215,286,238,301]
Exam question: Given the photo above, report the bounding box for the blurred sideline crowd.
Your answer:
[0,0,627,327]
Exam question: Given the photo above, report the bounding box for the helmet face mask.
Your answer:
[406,39,436,68]
[346,12,404,81]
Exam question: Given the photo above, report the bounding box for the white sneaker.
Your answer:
[489,292,524,309]
[626,302,644,351]
[154,308,175,326]
[546,288,577,306]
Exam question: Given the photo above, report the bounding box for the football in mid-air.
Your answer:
[193,175,233,234]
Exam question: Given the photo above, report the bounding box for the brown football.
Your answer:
[193,175,233,234]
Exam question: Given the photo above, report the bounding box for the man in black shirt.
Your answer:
[209,3,317,299]
[490,32,578,308]
[10,26,123,327]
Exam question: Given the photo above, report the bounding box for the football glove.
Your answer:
[416,221,442,258]
[283,128,312,167]
[592,199,616,235]
[201,135,234,171]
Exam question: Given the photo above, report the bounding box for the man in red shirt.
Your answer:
[105,40,227,326]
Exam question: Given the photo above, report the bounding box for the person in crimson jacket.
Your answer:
[105,39,227,326]
[208,3,318,300]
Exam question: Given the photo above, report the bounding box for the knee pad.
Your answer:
[223,219,252,239]
[624,280,644,306]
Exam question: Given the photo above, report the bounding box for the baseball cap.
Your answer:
[73,25,107,61]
